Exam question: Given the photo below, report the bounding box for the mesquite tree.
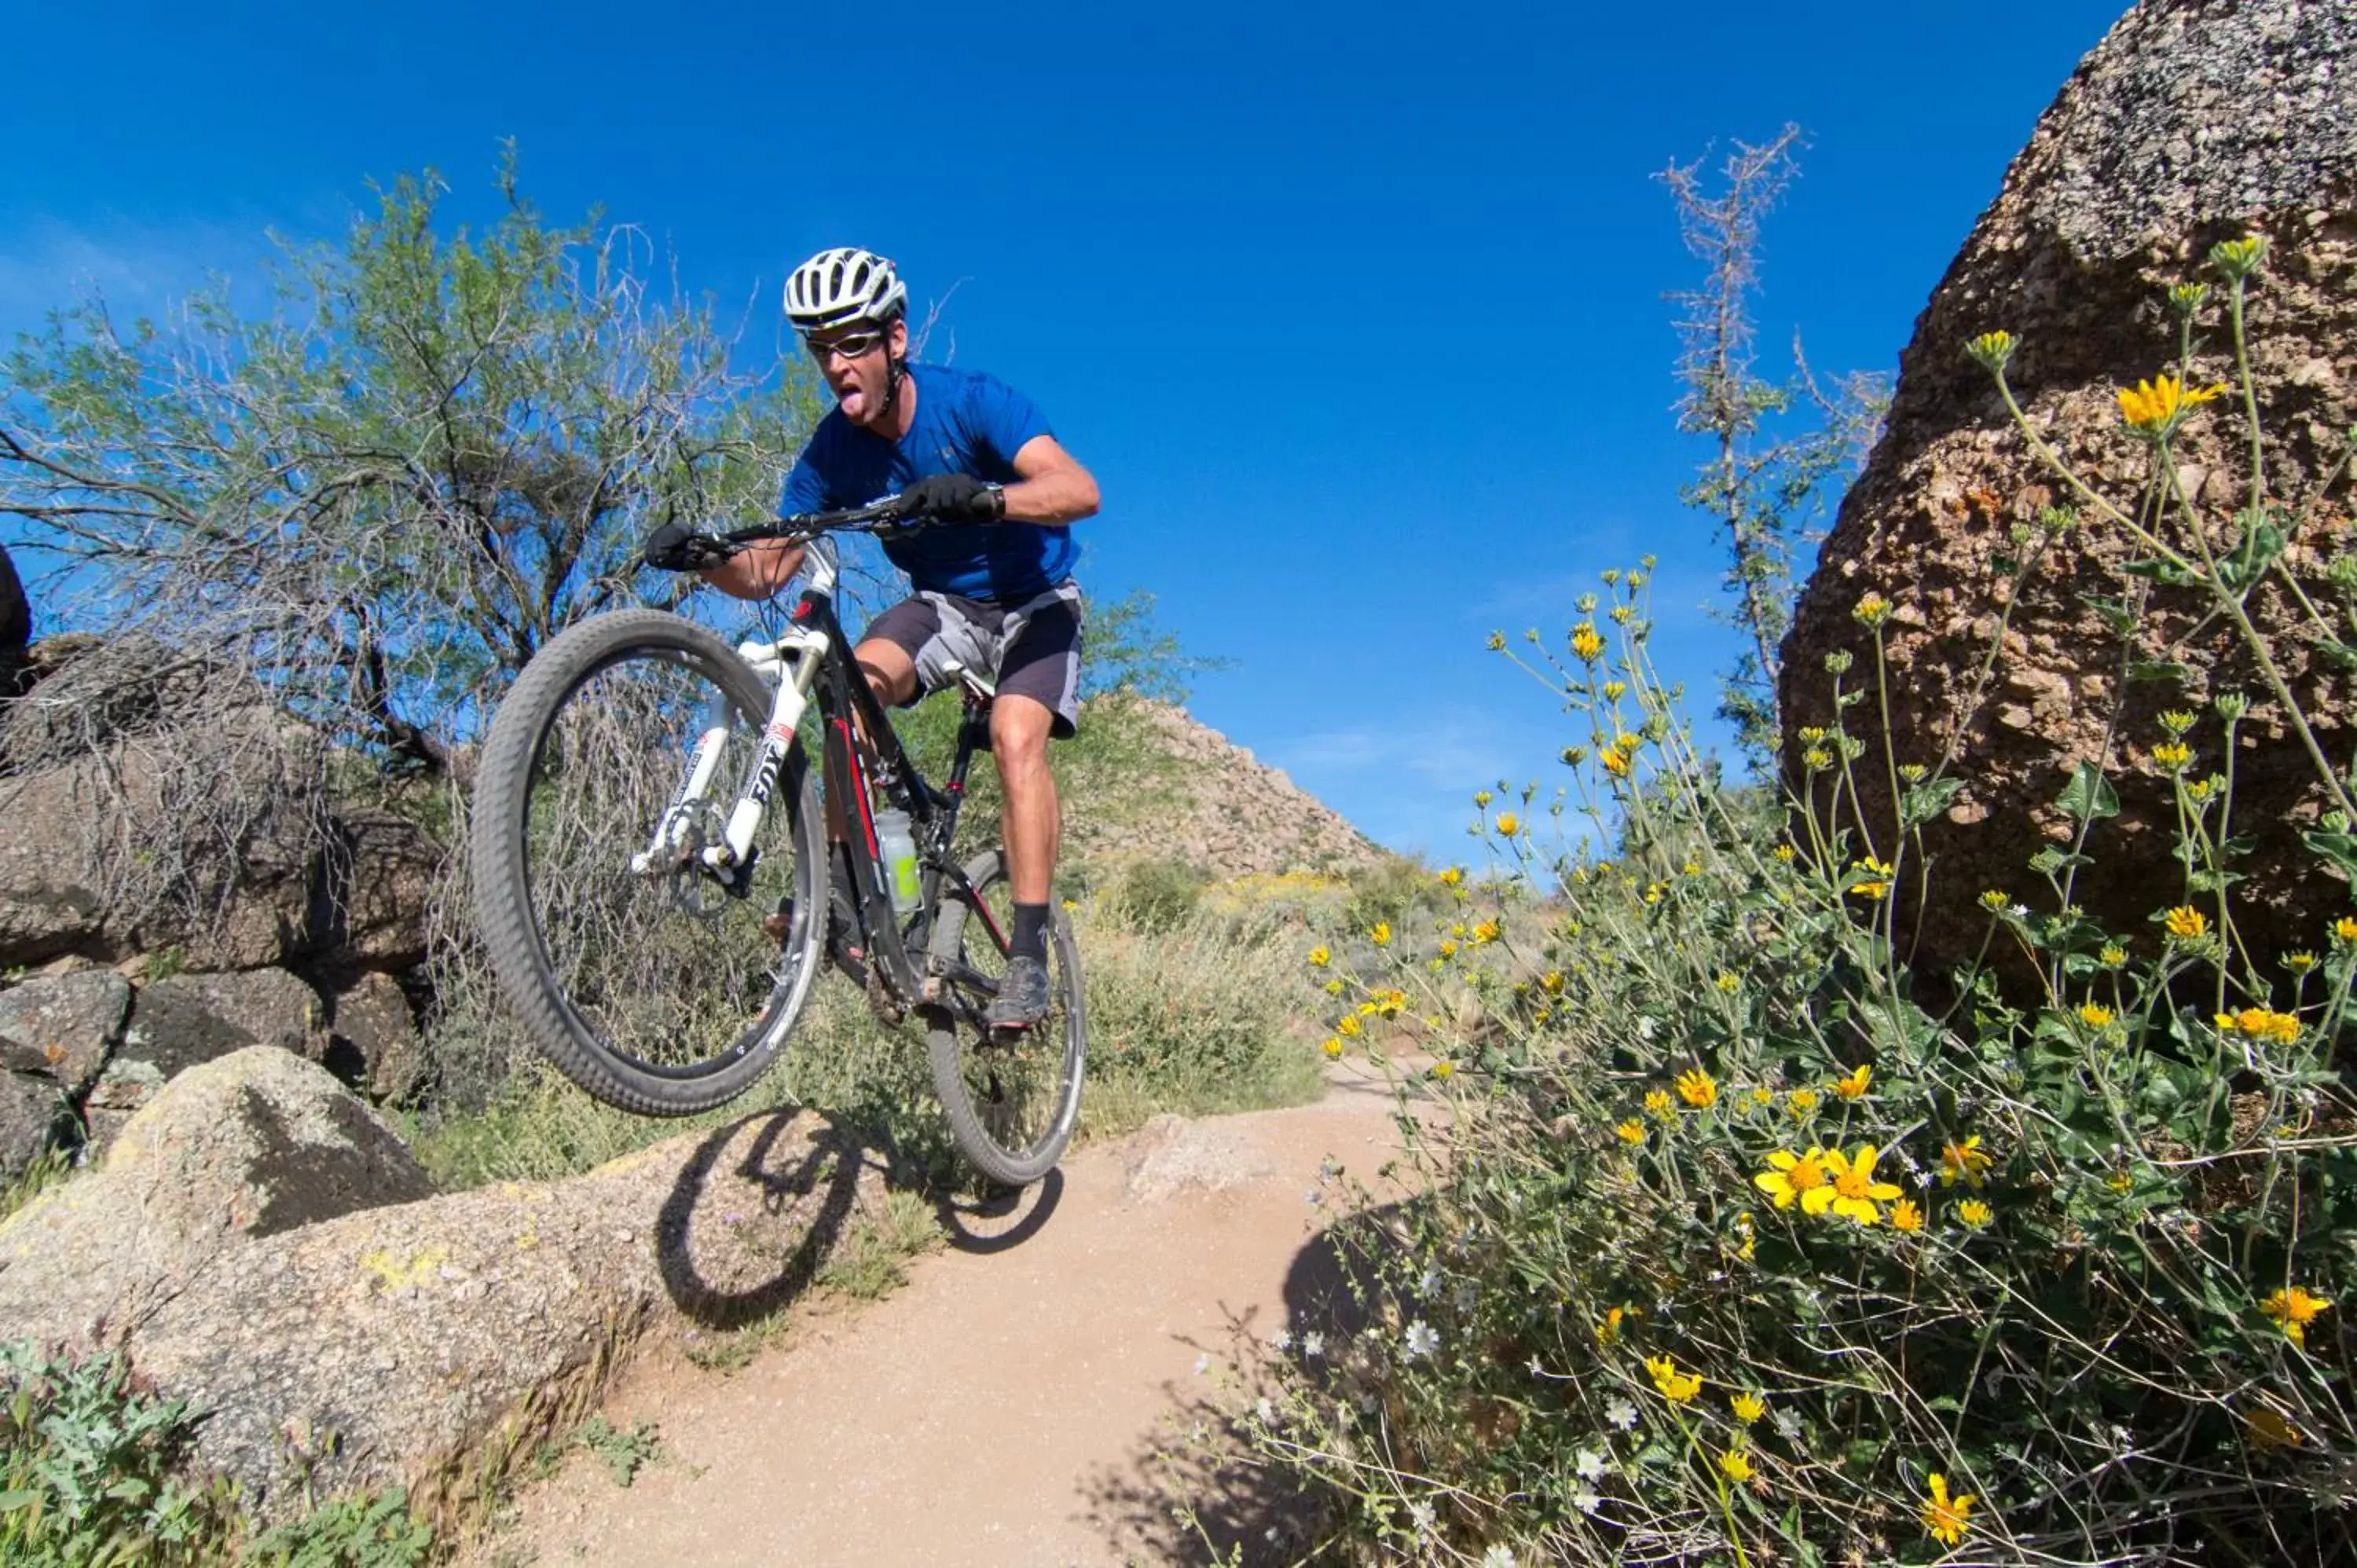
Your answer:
[0,154,820,777]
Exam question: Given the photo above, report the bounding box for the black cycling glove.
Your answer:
[898,473,1005,522]
[642,521,717,572]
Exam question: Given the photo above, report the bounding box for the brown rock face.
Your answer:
[1780,0,2357,984]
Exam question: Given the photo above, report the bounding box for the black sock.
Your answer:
[1010,901,1050,963]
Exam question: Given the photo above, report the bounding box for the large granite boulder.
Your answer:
[0,1046,879,1526]
[0,1046,433,1343]
[1780,0,2357,984]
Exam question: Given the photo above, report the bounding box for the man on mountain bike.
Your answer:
[642,247,1099,1030]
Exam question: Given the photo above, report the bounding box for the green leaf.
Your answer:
[2311,636,2357,673]
[2219,518,2287,594]
[2078,594,2139,636]
[2055,762,2121,823]
[2119,556,2204,588]
[2305,831,2357,884]
[2128,660,2192,686]
[1901,775,1967,826]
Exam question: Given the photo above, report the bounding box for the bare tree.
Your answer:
[0,148,823,778]
[1660,126,1889,762]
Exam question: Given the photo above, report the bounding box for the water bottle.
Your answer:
[873,807,922,914]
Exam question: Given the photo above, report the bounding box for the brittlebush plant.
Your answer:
[1232,238,2357,1566]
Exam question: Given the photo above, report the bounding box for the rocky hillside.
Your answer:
[1065,697,1388,877]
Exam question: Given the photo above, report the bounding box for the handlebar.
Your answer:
[655,496,932,571]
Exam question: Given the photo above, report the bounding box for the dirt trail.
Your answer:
[469,1070,1407,1567]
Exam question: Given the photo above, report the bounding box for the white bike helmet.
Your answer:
[784,247,908,334]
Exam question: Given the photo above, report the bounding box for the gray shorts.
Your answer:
[862,581,1086,738]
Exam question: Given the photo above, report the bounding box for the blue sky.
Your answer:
[0,0,2128,859]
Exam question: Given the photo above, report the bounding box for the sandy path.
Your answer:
[470,1069,1406,1567]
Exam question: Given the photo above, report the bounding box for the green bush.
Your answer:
[1242,238,2357,1565]
[1117,857,1209,933]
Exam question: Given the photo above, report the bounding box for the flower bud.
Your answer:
[1965,330,2018,372]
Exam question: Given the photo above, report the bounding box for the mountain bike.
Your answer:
[467,499,1087,1186]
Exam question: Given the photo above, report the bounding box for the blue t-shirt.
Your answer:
[779,363,1080,601]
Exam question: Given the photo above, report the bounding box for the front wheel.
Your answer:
[923,850,1087,1186]
[470,609,827,1116]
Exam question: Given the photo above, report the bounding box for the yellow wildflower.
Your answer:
[2160,709,2196,735]
[1849,857,1894,899]
[1682,857,1702,876]
[1371,921,1391,947]
[1787,1088,1820,1119]
[2336,917,2357,945]
[2078,1003,2116,1028]
[1431,1060,1454,1080]
[1494,811,1519,837]
[1939,1137,1992,1187]
[1715,972,1741,995]
[1570,623,1604,662]
[1729,1392,1766,1425]
[1601,746,1632,778]
[1978,888,2010,912]
[1644,1088,1673,1118]
[1308,945,1331,968]
[1321,1037,1343,1058]
[1473,919,1500,943]
[1798,726,1827,743]
[2101,944,2127,966]
[1594,1304,1639,1346]
[1958,1199,1994,1228]
[1717,1448,1755,1483]
[1802,747,1833,771]
[1438,866,1462,888]
[2117,372,2227,432]
[1921,1473,1977,1548]
[1772,844,1797,864]
[1832,1064,1871,1101]
[2262,1285,2330,1348]
[1438,940,1457,958]
[1965,329,2016,370]
[1614,1119,1646,1147]
[1853,593,1893,628]
[1541,971,1564,995]
[2216,1007,2300,1045]
[2165,906,2209,940]
[1602,680,1626,699]
[1336,1014,1362,1039]
[1645,1355,1703,1404]
[2288,951,2318,973]
[2153,741,2192,771]
[1891,1198,1924,1233]
[1822,1144,1904,1225]
[1676,1068,1717,1108]
[1754,1148,1835,1214]
[1749,1087,1773,1107]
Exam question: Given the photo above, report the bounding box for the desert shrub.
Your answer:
[1239,238,2357,1565]
[1118,857,1210,932]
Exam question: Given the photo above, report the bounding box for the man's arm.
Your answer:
[701,541,806,601]
[1003,435,1100,524]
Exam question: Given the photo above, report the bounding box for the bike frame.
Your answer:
[658,507,1009,1018]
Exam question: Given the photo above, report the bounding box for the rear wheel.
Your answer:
[471,609,827,1115]
[924,849,1087,1186]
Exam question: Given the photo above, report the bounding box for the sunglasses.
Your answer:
[805,328,886,361]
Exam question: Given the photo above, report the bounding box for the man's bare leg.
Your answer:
[990,693,1060,905]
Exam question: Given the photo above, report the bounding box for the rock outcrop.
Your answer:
[0,1048,879,1524]
[1780,0,2357,982]
[1073,698,1385,876]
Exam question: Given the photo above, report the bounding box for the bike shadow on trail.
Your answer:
[651,1107,1066,1328]
[930,1167,1064,1255]
[652,1107,905,1328]
[1074,1204,1402,1566]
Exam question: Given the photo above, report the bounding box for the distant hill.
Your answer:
[1064,697,1388,878]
